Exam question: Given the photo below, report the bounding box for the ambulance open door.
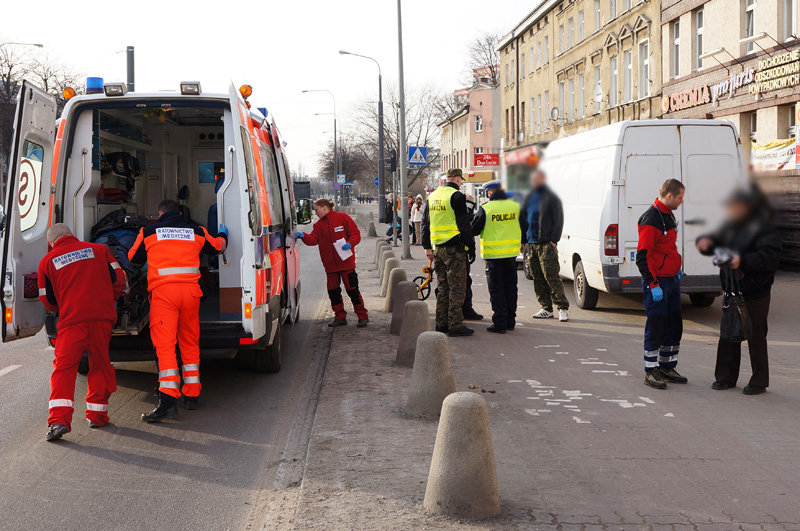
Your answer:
[1,81,57,342]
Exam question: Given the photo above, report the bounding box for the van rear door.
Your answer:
[679,124,742,276]
[1,82,57,342]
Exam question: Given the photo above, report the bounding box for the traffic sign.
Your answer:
[374,177,379,186]
[408,146,427,166]
[332,182,341,191]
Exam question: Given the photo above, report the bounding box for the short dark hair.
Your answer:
[158,199,180,213]
[446,168,463,179]
[660,179,685,198]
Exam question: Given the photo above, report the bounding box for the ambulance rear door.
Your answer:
[1,82,57,342]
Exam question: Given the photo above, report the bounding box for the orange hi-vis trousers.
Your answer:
[150,283,203,399]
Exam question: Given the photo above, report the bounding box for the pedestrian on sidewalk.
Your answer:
[296,199,369,328]
[520,169,569,322]
[411,194,424,245]
[636,179,688,390]
[422,168,476,337]
[38,224,127,441]
[471,181,527,334]
[696,189,781,395]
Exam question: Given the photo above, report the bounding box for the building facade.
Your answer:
[498,0,663,152]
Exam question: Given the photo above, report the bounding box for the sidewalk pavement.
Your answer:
[270,206,800,530]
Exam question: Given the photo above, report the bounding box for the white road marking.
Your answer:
[596,348,607,351]
[525,409,540,416]
[534,345,560,348]
[556,351,569,355]
[572,416,591,424]
[592,369,629,376]
[664,413,675,417]
[548,359,556,362]
[0,365,21,377]
[508,380,522,383]
[546,402,560,406]
[639,396,655,404]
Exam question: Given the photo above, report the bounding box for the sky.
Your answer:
[3,0,532,176]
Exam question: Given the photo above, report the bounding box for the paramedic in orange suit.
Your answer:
[38,223,127,442]
[128,199,227,422]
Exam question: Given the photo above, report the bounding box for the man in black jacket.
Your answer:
[696,189,782,395]
[520,169,569,322]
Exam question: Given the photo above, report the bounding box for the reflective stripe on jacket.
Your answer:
[480,199,522,259]
[428,186,459,246]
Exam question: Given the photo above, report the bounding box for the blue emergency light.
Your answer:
[85,77,104,94]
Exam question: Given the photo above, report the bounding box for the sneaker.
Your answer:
[658,368,688,384]
[357,318,369,328]
[486,325,506,334]
[462,309,484,321]
[644,370,667,390]
[558,309,569,322]
[448,325,475,337]
[743,385,766,395]
[328,319,347,327]
[712,381,735,390]
[532,309,554,319]
[45,424,69,441]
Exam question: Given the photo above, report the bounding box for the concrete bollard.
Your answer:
[380,258,400,297]
[369,211,374,220]
[423,392,501,520]
[395,301,431,367]
[377,249,394,278]
[383,267,408,312]
[390,281,419,335]
[405,331,455,419]
[375,238,387,254]
[374,242,389,267]
[367,220,377,237]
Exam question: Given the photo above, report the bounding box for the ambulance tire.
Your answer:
[689,292,716,307]
[78,353,90,376]
[254,321,282,373]
[574,260,599,310]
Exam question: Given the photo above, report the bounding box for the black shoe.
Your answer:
[328,319,347,327]
[357,318,369,328]
[435,326,449,334]
[487,325,506,334]
[644,371,667,390]
[183,396,199,410]
[45,424,69,441]
[658,368,688,384]
[462,310,484,321]
[448,325,475,337]
[87,419,108,429]
[712,381,735,390]
[142,392,178,423]
[743,385,766,395]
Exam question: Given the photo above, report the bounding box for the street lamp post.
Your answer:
[302,89,337,188]
[0,42,44,49]
[396,0,411,259]
[339,50,385,223]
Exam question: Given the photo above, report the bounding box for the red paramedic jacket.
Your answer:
[636,198,682,288]
[37,235,127,328]
[300,210,360,273]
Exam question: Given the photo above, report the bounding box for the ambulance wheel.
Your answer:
[254,321,282,373]
[689,292,716,307]
[78,354,90,376]
[574,261,599,310]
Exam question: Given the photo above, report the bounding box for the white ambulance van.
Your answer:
[540,119,746,309]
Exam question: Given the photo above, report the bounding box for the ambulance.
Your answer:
[1,79,312,373]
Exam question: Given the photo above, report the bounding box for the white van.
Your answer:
[539,119,746,309]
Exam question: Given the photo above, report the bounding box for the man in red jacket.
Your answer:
[636,179,687,390]
[37,224,127,441]
[296,199,368,327]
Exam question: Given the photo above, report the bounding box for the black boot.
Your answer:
[142,392,178,423]
[45,424,69,441]
[183,396,199,410]
[462,309,484,321]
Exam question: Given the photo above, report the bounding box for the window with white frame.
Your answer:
[520,53,526,78]
[749,112,757,140]
[568,79,575,121]
[536,42,542,68]
[475,115,483,132]
[610,0,617,19]
[638,40,650,98]
[559,25,565,53]
[695,9,704,70]
[622,0,630,11]
[610,55,618,106]
[784,0,796,41]
[568,18,575,48]
[594,0,601,30]
[788,105,797,137]
[621,50,631,102]
[558,81,565,122]
[475,147,484,154]
[537,94,543,132]
[578,73,585,118]
[544,36,550,63]
[511,59,515,83]
[578,10,585,41]
[671,20,680,78]
[593,65,602,113]
[544,91,550,129]
[530,97,536,134]
[744,0,756,54]
[504,63,509,86]
[530,47,535,72]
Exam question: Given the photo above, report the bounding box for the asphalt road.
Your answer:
[0,255,330,530]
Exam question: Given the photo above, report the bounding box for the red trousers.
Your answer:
[326,270,368,320]
[49,321,115,429]
[150,283,202,399]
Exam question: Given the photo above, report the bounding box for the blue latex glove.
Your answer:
[677,270,683,281]
[218,226,229,238]
[650,285,664,302]
[341,242,351,251]
[295,232,305,239]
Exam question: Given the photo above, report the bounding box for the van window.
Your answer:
[18,140,44,234]
[240,127,262,236]
[257,141,284,227]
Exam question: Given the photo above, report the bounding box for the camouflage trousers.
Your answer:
[525,243,569,312]
[433,246,468,329]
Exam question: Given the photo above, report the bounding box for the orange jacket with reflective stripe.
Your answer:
[128,211,227,292]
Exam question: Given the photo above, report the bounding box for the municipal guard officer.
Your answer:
[421,168,476,337]
[471,181,526,334]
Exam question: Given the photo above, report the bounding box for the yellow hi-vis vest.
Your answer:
[480,199,522,259]
[428,186,460,246]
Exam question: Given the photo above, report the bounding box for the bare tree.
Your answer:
[29,55,83,112]
[317,134,374,187]
[465,32,501,86]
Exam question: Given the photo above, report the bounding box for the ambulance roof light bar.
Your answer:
[103,82,127,97]
[180,81,202,95]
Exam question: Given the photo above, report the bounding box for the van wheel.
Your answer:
[78,354,90,376]
[689,293,716,307]
[574,261,599,310]
[254,320,282,373]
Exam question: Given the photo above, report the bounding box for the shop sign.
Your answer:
[710,69,755,102]
[749,50,800,94]
[474,153,500,167]
[751,138,796,171]
[661,86,710,113]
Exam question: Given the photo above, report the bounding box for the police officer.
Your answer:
[38,224,127,441]
[421,168,475,337]
[128,199,228,421]
[471,181,526,334]
[636,179,688,389]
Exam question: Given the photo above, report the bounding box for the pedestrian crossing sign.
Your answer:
[408,146,427,166]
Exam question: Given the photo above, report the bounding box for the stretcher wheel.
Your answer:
[413,275,431,301]
[78,354,90,376]
[254,319,282,373]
